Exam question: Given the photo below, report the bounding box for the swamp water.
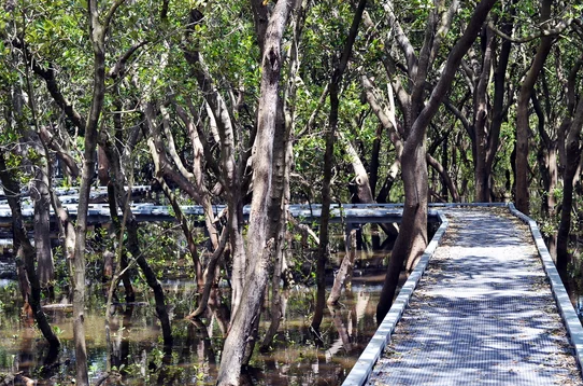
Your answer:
[0,238,389,385]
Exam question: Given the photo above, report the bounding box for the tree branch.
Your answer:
[409,0,498,147]
[109,40,149,79]
[13,39,86,133]
[384,0,418,77]
[430,0,460,64]
[411,4,439,117]
[487,17,572,44]
[427,153,459,201]
[103,0,127,31]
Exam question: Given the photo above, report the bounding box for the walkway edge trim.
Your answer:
[341,211,449,386]
[508,203,583,371]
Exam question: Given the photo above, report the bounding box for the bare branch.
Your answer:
[143,102,202,202]
[38,126,80,178]
[443,99,471,134]
[361,10,411,112]
[384,0,418,76]
[487,17,572,44]
[430,0,460,64]
[174,100,222,180]
[159,104,194,180]
[427,153,459,201]
[109,41,149,79]
[360,75,403,157]
[103,0,127,31]
[409,0,497,147]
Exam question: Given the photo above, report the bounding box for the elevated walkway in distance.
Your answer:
[0,202,442,226]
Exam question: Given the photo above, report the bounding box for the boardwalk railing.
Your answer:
[509,204,583,369]
[341,203,583,386]
[341,210,449,386]
[0,203,442,226]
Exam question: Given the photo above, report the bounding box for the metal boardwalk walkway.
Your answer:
[345,206,583,386]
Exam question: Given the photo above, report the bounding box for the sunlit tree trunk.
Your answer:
[216,1,294,384]
[328,226,357,304]
[377,0,497,322]
[260,2,306,349]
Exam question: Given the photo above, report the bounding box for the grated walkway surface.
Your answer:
[368,209,583,386]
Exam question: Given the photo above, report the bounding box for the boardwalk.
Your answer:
[0,196,580,383]
[345,207,583,386]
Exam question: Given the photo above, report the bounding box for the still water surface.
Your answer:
[0,252,386,385]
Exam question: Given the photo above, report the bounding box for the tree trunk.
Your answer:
[71,2,123,383]
[557,98,583,271]
[311,0,367,331]
[376,0,497,323]
[328,226,357,305]
[484,0,516,199]
[0,153,60,349]
[105,183,135,302]
[473,27,494,202]
[216,2,294,384]
[186,229,228,319]
[72,143,94,386]
[128,219,174,351]
[377,144,427,322]
[33,166,55,297]
[514,0,553,214]
[105,133,174,350]
[370,124,383,196]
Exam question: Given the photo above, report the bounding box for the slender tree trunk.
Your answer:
[538,143,558,258]
[514,0,553,214]
[33,165,55,297]
[370,124,383,196]
[72,146,94,386]
[186,229,228,319]
[128,219,174,351]
[441,133,449,200]
[473,27,494,202]
[311,0,367,332]
[557,99,583,271]
[484,0,515,198]
[105,183,135,302]
[328,226,357,305]
[311,106,333,329]
[71,2,125,383]
[0,154,60,348]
